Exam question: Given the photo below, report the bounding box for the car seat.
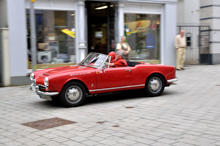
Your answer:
[126,61,141,67]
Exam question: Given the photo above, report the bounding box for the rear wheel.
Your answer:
[145,74,165,96]
[60,81,86,107]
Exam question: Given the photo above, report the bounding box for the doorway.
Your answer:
[176,25,211,65]
[86,1,115,55]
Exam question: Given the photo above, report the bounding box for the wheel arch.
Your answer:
[61,79,89,95]
[146,72,166,85]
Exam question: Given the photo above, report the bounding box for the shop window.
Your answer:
[124,14,160,63]
[26,10,75,69]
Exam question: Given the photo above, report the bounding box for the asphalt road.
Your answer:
[0,65,220,146]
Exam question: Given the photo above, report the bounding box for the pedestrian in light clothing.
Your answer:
[116,36,131,61]
[175,30,186,71]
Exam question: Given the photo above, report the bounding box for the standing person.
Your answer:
[116,36,131,61]
[175,30,186,71]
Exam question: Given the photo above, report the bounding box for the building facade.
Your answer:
[0,0,177,86]
[177,0,220,65]
[200,0,220,64]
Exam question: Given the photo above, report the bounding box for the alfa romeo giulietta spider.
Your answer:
[30,52,178,107]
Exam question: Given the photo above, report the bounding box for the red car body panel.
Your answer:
[96,67,132,88]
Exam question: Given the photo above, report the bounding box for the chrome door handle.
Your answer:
[125,69,131,72]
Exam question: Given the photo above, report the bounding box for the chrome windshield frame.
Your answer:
[107,56,111,68]
[79,52,109,69]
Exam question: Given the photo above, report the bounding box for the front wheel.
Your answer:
[60,81,86,107]
[145,74,165,96]
[51,95,60,104]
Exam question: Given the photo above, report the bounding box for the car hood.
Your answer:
[42,65,95,76]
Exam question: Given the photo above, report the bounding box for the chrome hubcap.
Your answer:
[149,77,162,93]
[68,88,79,101]
[65,86,82,103]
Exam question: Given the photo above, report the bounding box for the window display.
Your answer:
[27,10,75,69]
[124,14,160,63]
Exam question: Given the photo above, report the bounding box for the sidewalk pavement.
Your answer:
[0,65,220,146]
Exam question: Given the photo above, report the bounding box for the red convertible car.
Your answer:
[30,52,177,107]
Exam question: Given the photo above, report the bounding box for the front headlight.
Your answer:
[30,73,34,81]
[44,77,49,86]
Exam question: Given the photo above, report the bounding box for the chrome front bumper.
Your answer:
[167,78,178,85]
[30,83,59,96]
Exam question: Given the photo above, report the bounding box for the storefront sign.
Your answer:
[61,29,75,38]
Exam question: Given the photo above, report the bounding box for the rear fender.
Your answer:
[146,73,166,84]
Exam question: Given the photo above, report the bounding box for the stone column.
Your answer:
[162,3,177,66]
[200,0,220,64]
[1,28,11,86]
[7,0,28,86]
[118,2,124,42]
[77,0,86,62]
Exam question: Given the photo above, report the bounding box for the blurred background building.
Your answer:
[0,0,177,86]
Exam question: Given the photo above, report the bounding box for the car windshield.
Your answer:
[79,52,108,68]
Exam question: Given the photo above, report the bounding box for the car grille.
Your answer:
[38,84,48,92]
[33,79,48,92]
[39,85,46,91]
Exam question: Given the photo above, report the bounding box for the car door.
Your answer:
[96,67,132,89]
